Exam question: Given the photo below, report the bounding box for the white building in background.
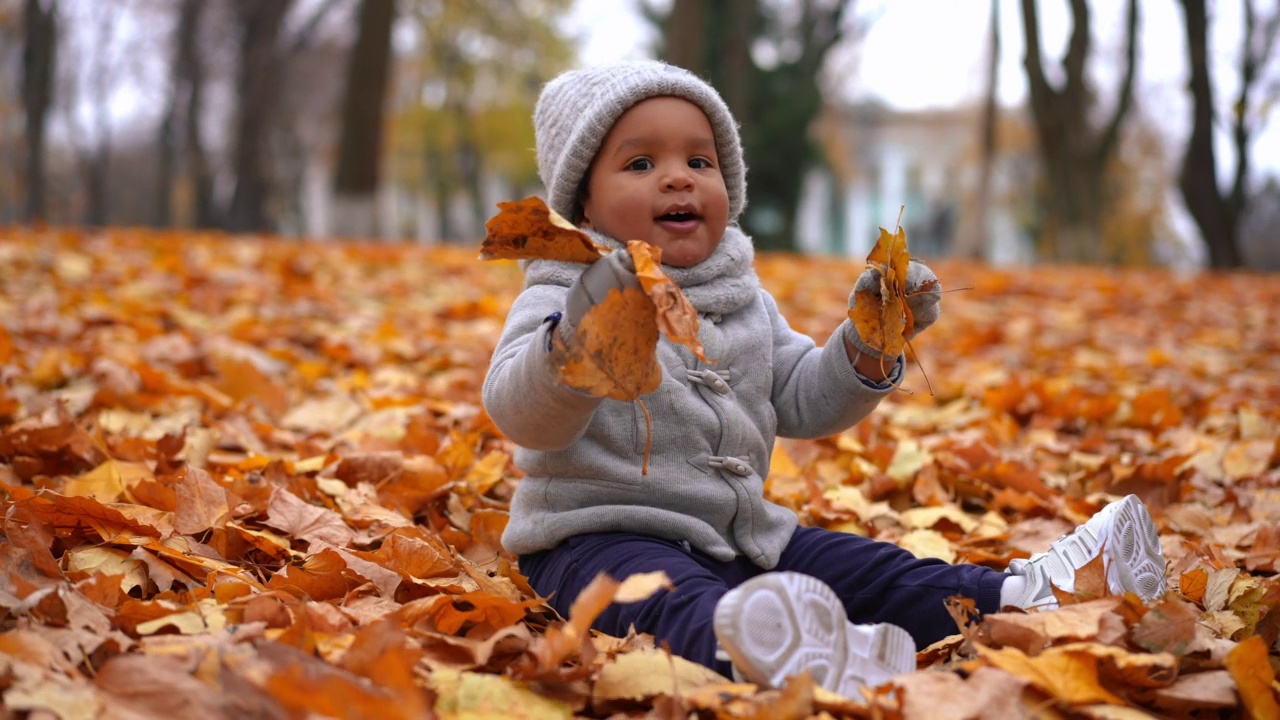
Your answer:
[795,101,1035,265]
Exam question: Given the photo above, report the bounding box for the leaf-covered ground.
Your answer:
[2,227,1279,719]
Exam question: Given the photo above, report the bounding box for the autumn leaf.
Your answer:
[850,224,911,357]
[550,285,661,401]
[1224,635,1280,719]
[4,227,1280,719]
[629,240,708,362]
[480,196,608,263]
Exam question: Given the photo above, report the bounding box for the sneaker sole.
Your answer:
[1104,495,1166,602]
[713,572,916,697]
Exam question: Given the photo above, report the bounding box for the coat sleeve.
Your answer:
[762,290,902,439]
[481,285,603,450]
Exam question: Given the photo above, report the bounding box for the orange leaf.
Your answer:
[553,286,661,401]
[1224,635,1280,720]
[629,240,708,362]
[480,196,608,263]
[849,225,911,357]
[1179,567,1208,605]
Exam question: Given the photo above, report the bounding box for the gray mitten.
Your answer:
[846,259,942,358]
[561,249,640,341]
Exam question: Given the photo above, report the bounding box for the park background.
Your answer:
[4,2,1280,718]
[5,0,1279,268]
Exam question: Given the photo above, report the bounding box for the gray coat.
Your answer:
[482,226,899,569]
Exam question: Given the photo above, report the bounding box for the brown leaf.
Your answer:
[173,466,231,534]
[94,653,239,719]
[480,196,608,263]
[1151,670,1239,713]
[263,487,356,548]
[629,240,708,361]
[982,598,1128,654]
[896,665,1030,720]
[553,285,661,401]
[1132,595,1214,656]
[849,225,911,358]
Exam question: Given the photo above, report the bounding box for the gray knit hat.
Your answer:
[534,61,747,225]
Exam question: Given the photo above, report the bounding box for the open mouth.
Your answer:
[657,211,699,223]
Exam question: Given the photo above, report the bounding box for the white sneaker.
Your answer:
[713,571,916,697]
[1006,494,1166,609]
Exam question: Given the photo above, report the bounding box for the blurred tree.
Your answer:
[21,0,56,223]
[332,0,395,238]
[645,0,849,252]
[1177,0,1279,269]
[954,0,1000,260]
[226,0,292,233]
[394,0,573,242]
[1242,178,1280,269]
[1019,0,1138,263]
[157,0,214,229]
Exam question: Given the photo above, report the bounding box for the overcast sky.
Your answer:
[563,0,1280,180]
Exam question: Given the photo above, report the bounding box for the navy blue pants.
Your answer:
[519,526,1007,676]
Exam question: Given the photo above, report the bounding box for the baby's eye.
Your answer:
[627,158,654,171]
[689,157,713,169]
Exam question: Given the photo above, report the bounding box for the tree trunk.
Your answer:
[661,0,708,76]
[1177,0,1238,268]
[21,0,57,224]
[157,0,206,227]
[1019,0,1138,263]
[226,0,291,233]
[955,0,1000,260]
[1176,0,1277,269]
[332,0,395,238]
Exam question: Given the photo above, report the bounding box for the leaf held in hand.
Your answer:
[628,240,708,362]
[480,196,608,263]
[850,224,912,357]
[552,287,661,402]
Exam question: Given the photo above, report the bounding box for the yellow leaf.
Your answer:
[614,571,674,604]
[64,460,152,503]
[429,668,573,720]
[593,646,728,705]
[65,546,148,594]
[897,528,955,563]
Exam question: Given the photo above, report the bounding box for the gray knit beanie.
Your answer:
[534,61,747,225]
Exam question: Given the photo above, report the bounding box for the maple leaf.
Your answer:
[480,196,608,263]
[629,240,708,362]
[850,224,911,358]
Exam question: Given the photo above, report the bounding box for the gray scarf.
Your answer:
[520,225,761,316]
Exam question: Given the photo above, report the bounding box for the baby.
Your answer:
[482,60,1166,696]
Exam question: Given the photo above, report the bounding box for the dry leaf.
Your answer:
[1224,635,1280,719]
[551,286,660,401]
[850,224,911,357]
[5,226,1280,719]
[480,196,608,263]
[629,240,708,361]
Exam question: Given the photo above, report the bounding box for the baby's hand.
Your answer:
[563,249,640,339]
[846,259,942,358]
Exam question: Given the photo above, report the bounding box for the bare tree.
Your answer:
[331,0,395,238]
[1177,0,1280,269]
[21,0,56,223]
[955,0,1000,260]
[225,0,292,233]
[1019,0,1139,262]
[157,0,213,228]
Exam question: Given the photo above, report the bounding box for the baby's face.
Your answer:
[580,97,729,267]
